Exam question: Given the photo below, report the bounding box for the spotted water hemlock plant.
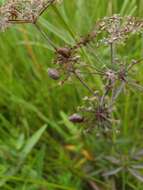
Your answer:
[48,15,143,133]
[1,1,143,187]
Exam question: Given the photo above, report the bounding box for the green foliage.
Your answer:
[0,0,143,189]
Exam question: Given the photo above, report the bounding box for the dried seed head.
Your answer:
[105,69,116,82]
[47,68,60,80]
[0,0,60,31]
[69,113,84,123]
[56,47,71,58]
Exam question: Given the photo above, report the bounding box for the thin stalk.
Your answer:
[8,20,32,24]
[110,42,114,65]
[74,71,96,96]
[34,22,57,50]
[88,44,105,66]
[76,71,104,76]
[109,82,125,108]
[127,57,143,71]
[100,87,109,106]
[122,171,126,190]
[38,0,56,18]
[100,79,113,106]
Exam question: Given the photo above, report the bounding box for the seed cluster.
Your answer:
[48,15,143,132]
[0,0,59,30]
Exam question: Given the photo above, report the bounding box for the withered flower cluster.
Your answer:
[0,0,59,31]
[48,15,143,133]
[1,0,143,134]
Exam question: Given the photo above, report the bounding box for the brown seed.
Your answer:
[69,113,84,123]
[48,68,60,80]
[56,47,71,58]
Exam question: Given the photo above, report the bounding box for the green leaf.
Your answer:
[128,168,143,182]
[102,167,123,177]
[60,112,78,135]
[21,124,47,159]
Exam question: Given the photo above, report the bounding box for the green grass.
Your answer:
[1,0,143,189]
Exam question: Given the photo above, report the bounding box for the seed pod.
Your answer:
[69,113,84,123]
[48,68,60,80]
[56,47,71,58]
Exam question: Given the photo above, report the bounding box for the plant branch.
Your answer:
[34,22,57,50]
[110,42,114,65]
[74,71,96,96]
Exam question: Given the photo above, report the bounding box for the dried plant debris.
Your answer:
[48,15,143,132]
[102,148,143,183]
[0,0,60,30]
[94,15,143,45]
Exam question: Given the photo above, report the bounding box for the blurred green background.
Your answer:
[0,0,143,189]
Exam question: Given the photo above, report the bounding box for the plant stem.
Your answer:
[74,71,96,96]
[38,0,56,18]
[122,171,126,190]
[110,42,114,65]
[34,23,57,50]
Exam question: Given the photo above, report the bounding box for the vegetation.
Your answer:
[0,0,143,189]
